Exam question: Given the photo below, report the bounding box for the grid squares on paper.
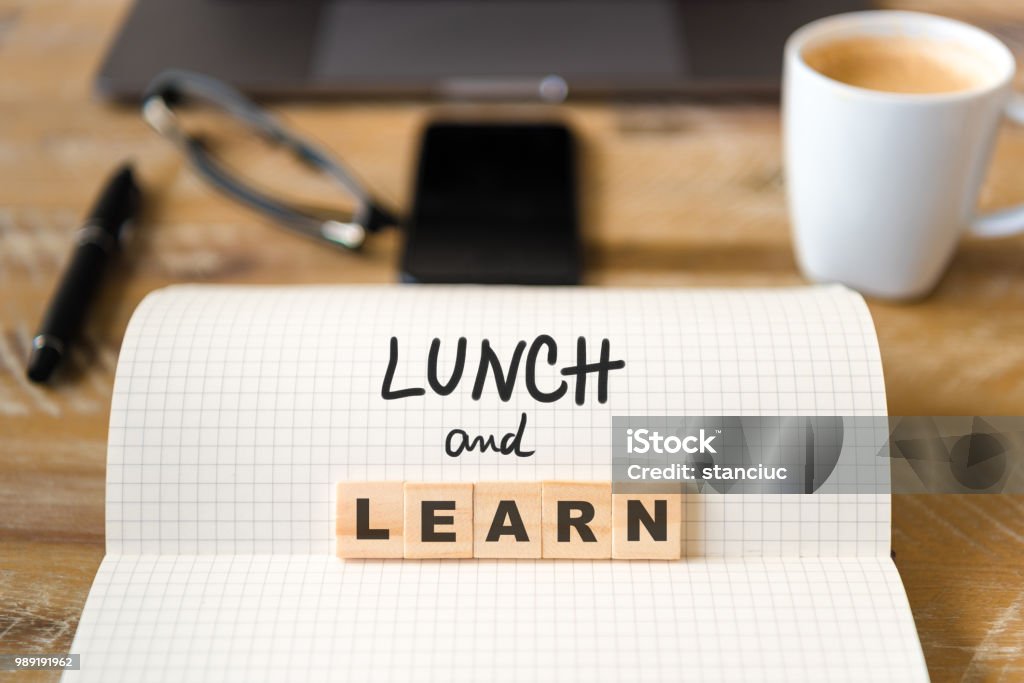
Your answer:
[105,285,889,558]
[76,285,925,683]
[65,555,926,683]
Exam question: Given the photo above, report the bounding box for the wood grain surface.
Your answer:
[1,1,1022,681]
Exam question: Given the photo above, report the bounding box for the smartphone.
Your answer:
[401,122,580,284]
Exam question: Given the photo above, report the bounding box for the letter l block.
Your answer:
[337,481,405,559]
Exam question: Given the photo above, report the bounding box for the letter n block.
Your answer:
[336,481,405,559]
[474,482,542,558]
[612,493,682,560]
[404,482,474,559]
[542,481,612,559]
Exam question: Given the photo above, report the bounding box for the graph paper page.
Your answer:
[66,285,927,682]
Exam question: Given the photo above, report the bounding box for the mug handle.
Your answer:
[971,93,1024,237]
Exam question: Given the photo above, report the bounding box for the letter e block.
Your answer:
[612,493,682,560]
[336,481,404,559]
[404,482,474,559]
[542,481,611,559]
[474,482,542,558]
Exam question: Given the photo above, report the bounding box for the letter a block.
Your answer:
[474,482,542,558]
[336,481,405,559]
[404,482,474,559]
[542,481,612,559]
[611,493,682,560]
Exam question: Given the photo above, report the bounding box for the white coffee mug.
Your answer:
[784,11,1024,300]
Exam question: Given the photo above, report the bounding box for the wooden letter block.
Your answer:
[474,482,542,559]
[336,481,405,559]
[612,493,682,560]
[541,481,612,559]
[404,482,474,559]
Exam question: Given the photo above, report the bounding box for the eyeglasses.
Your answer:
[142,69,398,251]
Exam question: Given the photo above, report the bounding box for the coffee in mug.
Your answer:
[802,35,992,94]
[784,11,1024,300]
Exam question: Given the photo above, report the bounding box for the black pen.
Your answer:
[27,163,142,383]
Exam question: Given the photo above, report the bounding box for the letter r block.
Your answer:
[336,481,405,559]
[474,482,542,558]
[404,482,474,559]
[541,481,612,559]
[611,493,682,560]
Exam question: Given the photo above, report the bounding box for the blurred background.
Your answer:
[1,2,1024,681]
[1,1,1022,413]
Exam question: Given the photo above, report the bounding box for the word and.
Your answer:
[626,428,717,454]
[445,411,534,458]
[336,481,683,560]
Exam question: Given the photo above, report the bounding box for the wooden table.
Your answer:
[1,1,1022,681]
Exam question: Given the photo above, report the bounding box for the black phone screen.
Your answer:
[401,122,580,284]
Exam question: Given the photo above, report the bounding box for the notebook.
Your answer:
[66,285,928,682]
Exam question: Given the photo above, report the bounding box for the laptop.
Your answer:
[96,0,867,101]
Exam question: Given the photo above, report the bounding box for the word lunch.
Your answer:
[379,336,627,459]
[337,481,683,560]
[381,336,626,406]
